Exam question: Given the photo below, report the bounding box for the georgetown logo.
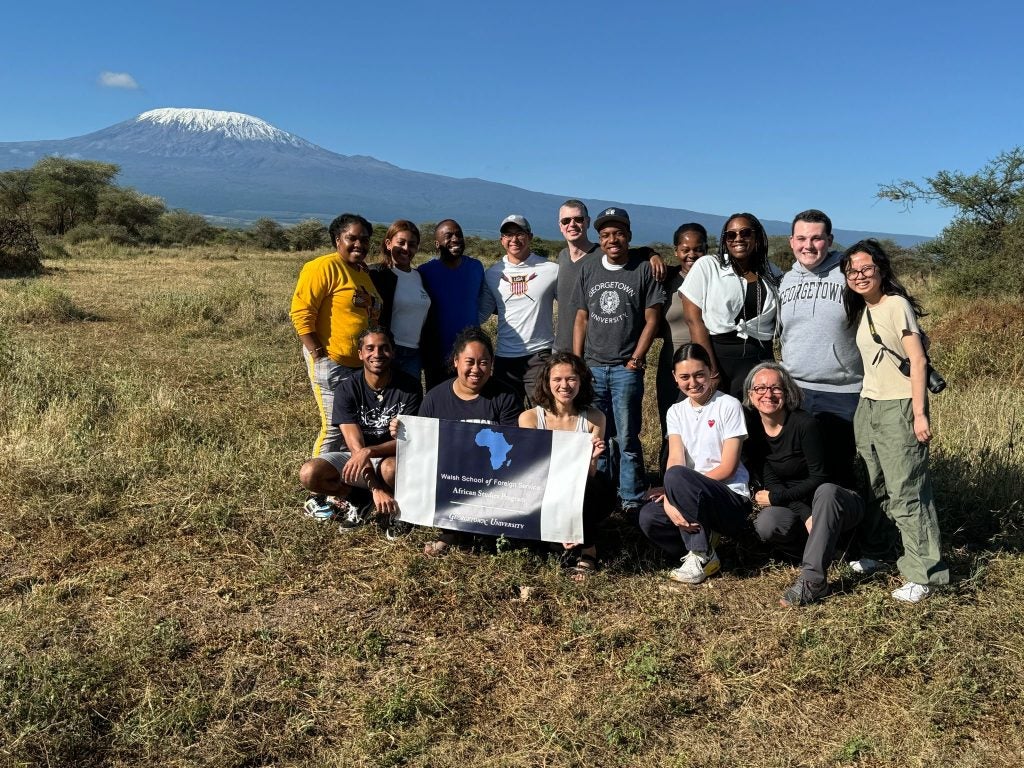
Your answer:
[599,290,620,314]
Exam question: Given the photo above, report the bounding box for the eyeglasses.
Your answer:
[750,385,784,395]
[502,231,528,241]
[560,216,586,226]
[724,227,755,242]
[844,265,878,280]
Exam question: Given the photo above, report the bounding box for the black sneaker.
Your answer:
[336,500,371,532]
[384,515,412,542]
[780,577,828,607]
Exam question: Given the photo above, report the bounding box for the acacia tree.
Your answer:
[286,219,329,251]
[95,187,166,240]
[251,217,288,250]
[29,158,120,235]
[878,148,1024,297]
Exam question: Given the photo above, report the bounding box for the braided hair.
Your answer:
[717,212,779,289]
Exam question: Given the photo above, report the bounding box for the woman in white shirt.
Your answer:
[369,220,432,383]
[639,342,750,585]
[681,212,781,398]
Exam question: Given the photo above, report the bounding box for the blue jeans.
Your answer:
[590,364,646,506]
[393,345,422,383]
[799,388,860,423]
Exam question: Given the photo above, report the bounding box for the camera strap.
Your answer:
[865,308,910,369]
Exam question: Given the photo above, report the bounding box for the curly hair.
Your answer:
[448,326,494,370]
[531,352,595,412]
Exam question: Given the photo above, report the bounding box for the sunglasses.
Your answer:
[724,227,755,242]
[560,216,586,226]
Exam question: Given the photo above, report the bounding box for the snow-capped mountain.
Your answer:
[135,108,311,146]
[0,109,926,244]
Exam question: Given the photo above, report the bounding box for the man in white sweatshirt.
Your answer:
[479,214,559,405]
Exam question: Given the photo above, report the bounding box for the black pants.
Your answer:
[710,334,774,400]
[639,465,750,559]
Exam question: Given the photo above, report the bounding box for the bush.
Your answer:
[156,210,216,246]
[286,219,329,251]
[64,223,137,246]
[928,298,1024,383]
[251,218,288,250]
[0,217,42,276]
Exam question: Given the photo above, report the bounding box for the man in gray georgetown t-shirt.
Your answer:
[572,207,664,511]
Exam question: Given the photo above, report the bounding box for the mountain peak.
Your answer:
[135,108,308,146]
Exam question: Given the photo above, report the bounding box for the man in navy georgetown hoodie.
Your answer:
[778,209,862,488]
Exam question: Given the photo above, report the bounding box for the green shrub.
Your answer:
[0,216,43,276]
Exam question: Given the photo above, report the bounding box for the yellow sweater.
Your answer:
[290,253,382,367]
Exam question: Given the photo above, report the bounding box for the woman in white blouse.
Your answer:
[369,220,432,382]
[680,212,781,398]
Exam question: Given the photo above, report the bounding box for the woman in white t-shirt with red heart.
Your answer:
[638,342,751,585]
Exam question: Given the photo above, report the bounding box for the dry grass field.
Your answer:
[2,243,1023,767]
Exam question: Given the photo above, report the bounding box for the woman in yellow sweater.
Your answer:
[290,213,382,456]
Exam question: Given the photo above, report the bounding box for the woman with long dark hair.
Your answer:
[656,223,706,471]
[680,213,781,398]
[842,239,948,603]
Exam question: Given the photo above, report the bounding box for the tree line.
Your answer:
[3,152,1023,300]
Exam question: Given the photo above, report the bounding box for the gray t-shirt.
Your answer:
[554,244,602,352]
[572,254,665,366]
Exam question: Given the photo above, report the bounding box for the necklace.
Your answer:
[688,389,714,416]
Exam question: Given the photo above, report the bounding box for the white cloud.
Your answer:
[98,71,139,90]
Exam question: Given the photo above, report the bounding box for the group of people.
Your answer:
[288,202,949,604]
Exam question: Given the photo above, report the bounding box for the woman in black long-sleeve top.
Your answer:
[743,362,864,607]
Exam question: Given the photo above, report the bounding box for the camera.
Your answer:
[897,358,947,394]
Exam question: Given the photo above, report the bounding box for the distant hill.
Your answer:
[0,108,929,247]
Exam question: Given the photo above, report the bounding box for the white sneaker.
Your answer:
[892,581,930,603]
[849,558,890,575]
[668,549,720,585]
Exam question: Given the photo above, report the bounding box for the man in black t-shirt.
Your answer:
[299,327,422,531]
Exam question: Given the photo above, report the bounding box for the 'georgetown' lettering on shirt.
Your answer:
[588,281,638,299]
[779,281,844,305]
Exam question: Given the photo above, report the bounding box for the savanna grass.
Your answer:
[1,244,1022,767]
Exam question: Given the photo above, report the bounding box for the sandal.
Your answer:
[423,539,451,558]
[569,554,599,581]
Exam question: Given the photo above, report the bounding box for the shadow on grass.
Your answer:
[932,448,1024,553]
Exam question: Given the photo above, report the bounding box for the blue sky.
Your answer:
[3,0,1021,237]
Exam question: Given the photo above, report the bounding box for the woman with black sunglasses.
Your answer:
[680,213,781,398]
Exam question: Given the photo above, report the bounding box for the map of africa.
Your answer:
[474,429,513,470]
